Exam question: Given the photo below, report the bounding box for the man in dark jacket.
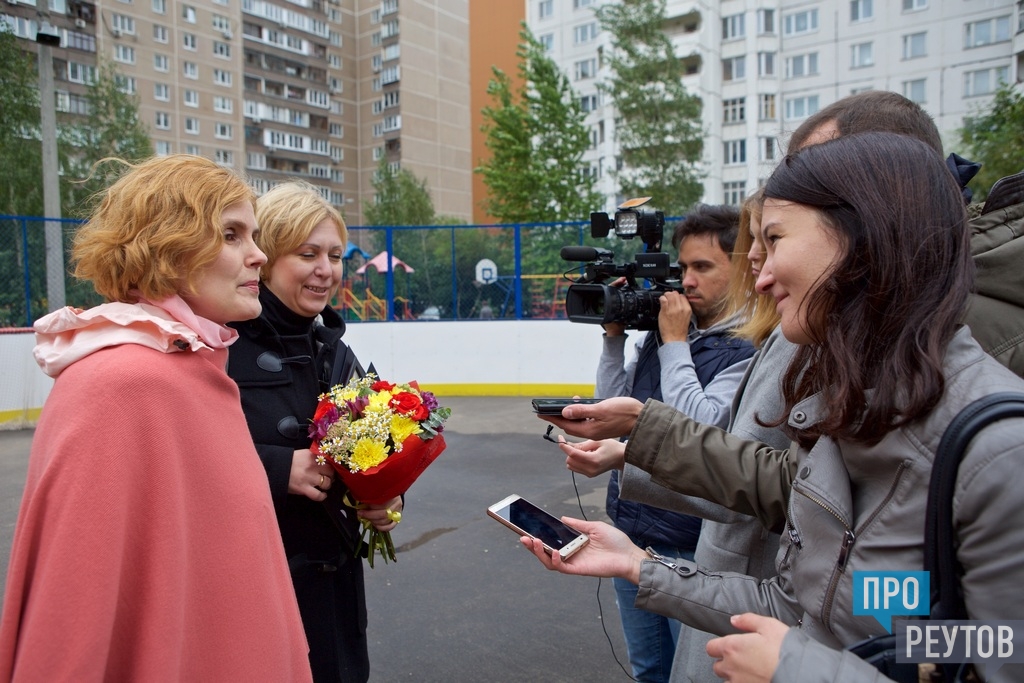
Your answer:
[593,204,755,683]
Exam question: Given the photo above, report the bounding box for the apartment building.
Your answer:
[529,0,1024,209]
[3,0,474,225]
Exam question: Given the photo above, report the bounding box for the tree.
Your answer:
[64,59,153,217]
[595,0,704,216]
[0,25,43,217]
[959,83,1024,202]
[363,157,436,227]
[477,23,600,224]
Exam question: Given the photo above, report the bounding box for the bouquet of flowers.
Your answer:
[308,373,451,566]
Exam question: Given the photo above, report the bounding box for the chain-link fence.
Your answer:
[1,216,652,327]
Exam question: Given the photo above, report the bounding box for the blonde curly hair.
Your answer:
[72,155,255,303]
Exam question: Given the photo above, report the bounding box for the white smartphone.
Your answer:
[487,494,590,560]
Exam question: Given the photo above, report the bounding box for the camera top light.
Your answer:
[614,211,638,237]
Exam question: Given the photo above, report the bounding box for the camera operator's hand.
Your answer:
[602,321,626,337]
[537,396,642,439]
[657,290,692,343]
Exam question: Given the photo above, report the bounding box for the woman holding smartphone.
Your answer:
[531,132,1024,682]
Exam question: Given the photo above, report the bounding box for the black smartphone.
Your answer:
[531,398,602,415]
[487,494,589,559]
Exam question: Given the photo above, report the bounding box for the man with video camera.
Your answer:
[594,204,755,683]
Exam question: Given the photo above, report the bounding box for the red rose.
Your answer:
[411,404,429,421]
[372,380,396,392]
[390,391,423,416]
[313,397,335,422]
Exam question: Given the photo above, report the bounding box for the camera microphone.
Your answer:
[560,246,612,262]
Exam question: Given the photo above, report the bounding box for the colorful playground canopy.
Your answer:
[345,243,372,260]
[356,251,415,274]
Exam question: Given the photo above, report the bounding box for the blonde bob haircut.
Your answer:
[72,154,255,303]
[725,188,781,347]
[255,181,347,279]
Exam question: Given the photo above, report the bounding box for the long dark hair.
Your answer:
[764,132,973,446]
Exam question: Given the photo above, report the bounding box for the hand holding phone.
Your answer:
[531,398,602,415]
[487,494,590,560]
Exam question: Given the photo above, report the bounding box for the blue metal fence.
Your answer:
[1,216,647,327]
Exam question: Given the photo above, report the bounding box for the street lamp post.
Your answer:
[36,20,66,312]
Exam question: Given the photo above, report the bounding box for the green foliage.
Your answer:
[0,26,43,217]
[959,84,1024,202]
[64,59,153,217]
[595,0,704,216]
[477,22,600,224]
[363,157,436,227]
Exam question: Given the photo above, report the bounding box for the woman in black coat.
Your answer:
[228,181,401,683]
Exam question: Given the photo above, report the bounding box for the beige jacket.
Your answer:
[625,328,1024,682]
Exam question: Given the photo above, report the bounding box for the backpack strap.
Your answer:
[925,392,1024,620]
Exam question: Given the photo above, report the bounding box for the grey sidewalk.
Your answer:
[0,398,634,682]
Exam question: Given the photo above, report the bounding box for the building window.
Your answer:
[184,89,198,107]
[851,0,873,22]
[155,111,171,129]
[851,42,873,68]
[154,82,169,100]
[722,13,745,40]
[115,75,136,94]
[785,95,820,120]
[156,141,172,155]
[902,32,926,59]
[761,137,777,162]
[183,32,197,50]
[183,61,198,79]
[574,0,593,7]
[182,5,196,22]
[785,53,818,78]
[903,78,926,104]
[964,16,1010,49]
[723,181,746,207]
[573,22,598,45]
[574,58,597,80]
[154,54,169,71]
[185,145,200,155]
[758,52,775,77]
[215,122,232,139]
[723,97,745,124]
[153,25,168,42]
[214,95,232,113]
[580,94,599,113]
[113,45,135,64]
[213,41,230,58]
[539,33,554,51]
[152,0,165,13]
[724,139,746,165]
[964,66,1009,97]
[214,69,232,86]
[185,117,199,134]
[723,56,746,81]
[784,9,818,36]
[214,150,234,166]
[538,0,552,19]
[903,0,926,11]
[757,8,775,34]
[111,14,135,34]
[759,94,776,121]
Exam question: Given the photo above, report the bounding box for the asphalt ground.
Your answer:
[0,397,634,683]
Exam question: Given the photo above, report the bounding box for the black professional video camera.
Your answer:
[561,198,681,331]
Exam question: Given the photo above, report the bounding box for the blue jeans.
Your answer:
[613,543,695,683]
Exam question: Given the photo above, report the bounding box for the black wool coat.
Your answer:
[228,287,369,683]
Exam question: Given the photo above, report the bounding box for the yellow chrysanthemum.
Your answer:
[350,438,389,471]
[390,414,422,445]
[366,390,393,413]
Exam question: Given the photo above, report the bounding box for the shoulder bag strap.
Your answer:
[926,391,1024,620]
